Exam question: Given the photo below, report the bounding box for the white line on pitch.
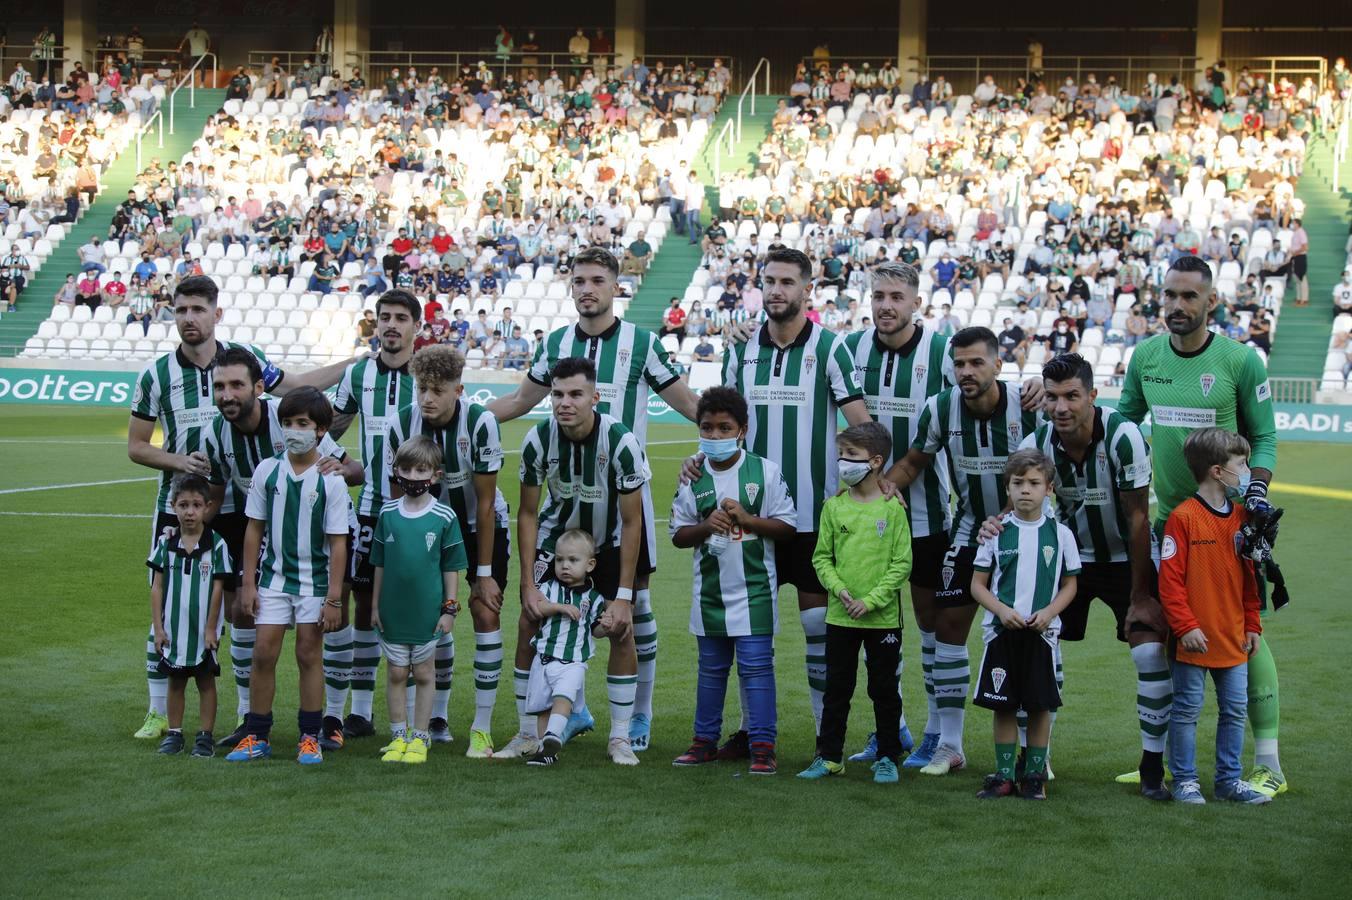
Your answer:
[0,477,156,495]
[0,439,128,445]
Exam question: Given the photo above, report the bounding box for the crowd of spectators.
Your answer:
[655,55,1351,379]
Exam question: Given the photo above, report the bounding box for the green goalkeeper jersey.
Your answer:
[1118,333,1277,526]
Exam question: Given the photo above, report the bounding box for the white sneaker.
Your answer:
[608,737,640,766]
[494,732,541,759]
[919,744,966,776]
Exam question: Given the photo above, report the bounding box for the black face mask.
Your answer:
[396,474,436,498]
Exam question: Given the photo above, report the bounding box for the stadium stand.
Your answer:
[666,61,1348,386]
[15,59,727,366]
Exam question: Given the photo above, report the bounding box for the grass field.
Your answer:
[2,405,1350,897]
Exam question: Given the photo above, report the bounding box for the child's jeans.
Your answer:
[695,635,775,745]
[1169,660,1248,786]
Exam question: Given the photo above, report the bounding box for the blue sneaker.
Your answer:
[629,713,651,752]
[1173,779,1205,805]
[849,725,917,763]
[872,757,900,784]
[902,732,940,769]
[562,705,595,744]
[1215,779,1271,805]
[848,732,880,763]
[224,734,271,762]
[296,735,324,765]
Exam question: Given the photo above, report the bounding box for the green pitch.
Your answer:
[1,406,1349,897]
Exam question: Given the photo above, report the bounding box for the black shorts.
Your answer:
[636,497,657,578]
[462,526,512,592]
[974,630,1062,713]
[158,648,221,679]
[213,511,249,586]
[909,531,951,590]
[152,510,180,549]
[533,545,622,600]
[1061,560,1157,642]
[933,543,978,608]
[348,513,378,590]
[776,531,826,596]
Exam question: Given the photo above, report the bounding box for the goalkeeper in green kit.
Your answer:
[1118,256,1286,797]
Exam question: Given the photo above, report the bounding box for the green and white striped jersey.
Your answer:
[334,356,416,516]
[1018,407,1152,564]
[204,398,348,512]
[915,381,1039,546]
[722,320,864,532]
[974,513,1081,644]
[527,319,682,444]
[519,411,649,554]
[669,451,797,637]
[532,578,606,663]
[370,498,467,645]
[845,325,955,538]
[384,398,508,533]
[131,342,281,514]
[147,528,231,668]
[246,457,352,597]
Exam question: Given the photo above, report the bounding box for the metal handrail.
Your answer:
[135,109,164,171]
[337,49,737,90]
[168,52,217,136]
[735,57,771,143]
[711,117,736,182]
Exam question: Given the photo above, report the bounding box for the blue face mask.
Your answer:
[699,436,741,462]
[1223,464,1251,501]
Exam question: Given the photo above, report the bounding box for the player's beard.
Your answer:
[1166,311,1203,336]
[576,292,612,319]
[219,394,255,423]
[765,295,802,323]
[381,330,409,353]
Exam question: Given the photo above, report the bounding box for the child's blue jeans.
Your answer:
[1169,660,1248,786]
[695,635,776,745]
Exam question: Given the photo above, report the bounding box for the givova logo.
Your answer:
[0,371,134,405]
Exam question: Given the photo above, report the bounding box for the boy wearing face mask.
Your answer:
[370,436,468,764]
[669,388,797,774]
[228,388,352,765]
[800,422,913,783]
[1159,428,1267,805]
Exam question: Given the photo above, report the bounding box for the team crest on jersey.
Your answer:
[617,348,631,369]
[941,565,955,590]
[914,364,927,383]
[305,490,318,509]
[1042,545,1054,565]
[533,556,550,585]
[745,482,760,505]
[1008,423,1022,442]
[132,381,144,406]
[199,559,211,577]
[991,667,1007,693]
[596,451,608,472]
[457,437,470,459]
[876,519,888,538]
[578,598,592,619]
[1200,373,1216,397]
[425,531,436,551]
[804,354,815,375]
[1160,536,1177,560]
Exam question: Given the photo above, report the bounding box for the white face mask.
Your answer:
[282,427,318,454]
[838,459,874,487]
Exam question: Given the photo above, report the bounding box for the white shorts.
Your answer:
[255,587,323,627]
[380,636,438,667]
[525,655,588,715]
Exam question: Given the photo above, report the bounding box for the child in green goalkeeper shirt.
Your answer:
[802,422,913,784]
[149,474,230,758]
[970,450,1080,800]
[370,436,468,764]
[524,530,609,767]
